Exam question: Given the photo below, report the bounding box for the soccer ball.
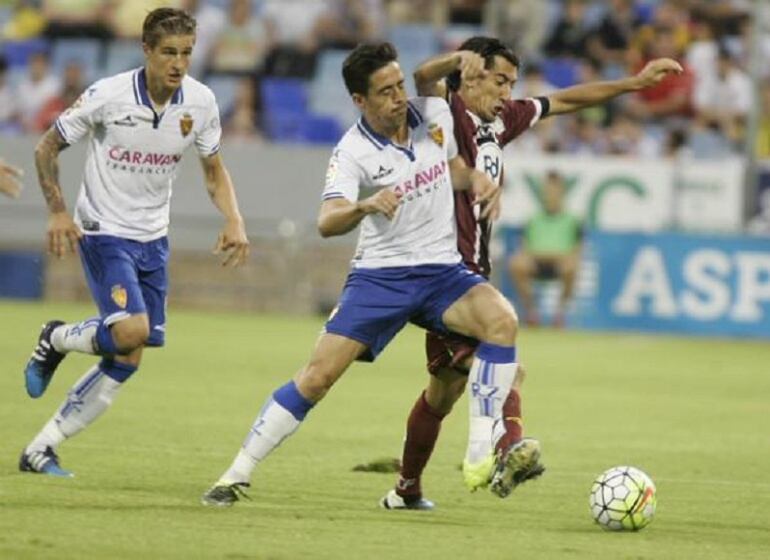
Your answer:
[589,466,657,531]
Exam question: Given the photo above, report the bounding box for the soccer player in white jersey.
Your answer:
[202,42,522,507]
[19,8,249,477]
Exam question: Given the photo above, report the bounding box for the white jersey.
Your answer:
[55,68,222,242]
[322,97,460,268]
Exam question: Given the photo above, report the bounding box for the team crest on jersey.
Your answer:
[428,123,444,147]
[180,113,194,137]
[111,285,128,309]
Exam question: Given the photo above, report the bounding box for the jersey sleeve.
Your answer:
[195,93,222,157]
[498,98,547,145]
[54,81,108,144]
[322,148,362,203]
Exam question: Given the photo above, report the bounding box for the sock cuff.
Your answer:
[95,321,119,355]
[100,359,137,383]
[477,343,516,364]
[273,381,314,421]
[419,392,447,421]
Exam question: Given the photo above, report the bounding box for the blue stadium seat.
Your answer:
[264,111,305,143]
[388,24,439,57]
[261,78,308,114]
[1,39,49,68]
[302,115,343,144]
[104,40,144,76]
[541,57,579,88]
[205,75,240,117]
[441,24,485,50]
[309,49,358,129]
[51,39,102,83]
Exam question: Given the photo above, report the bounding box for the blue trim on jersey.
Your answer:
[134,68,184,129]
[358,116,417,162]
[54,118,69,144]
[323,192,346,201]
[476,342,516,364]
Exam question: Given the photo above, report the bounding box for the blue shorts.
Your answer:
[78,234,169,347]
[325,263,486,362]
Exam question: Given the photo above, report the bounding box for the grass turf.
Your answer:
[1,300,768,559]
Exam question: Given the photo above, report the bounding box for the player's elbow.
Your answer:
[317,217,336,238]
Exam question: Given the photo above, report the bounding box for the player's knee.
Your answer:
[111,321,150,352]
[481,308,518,346]
[297,361,338,401]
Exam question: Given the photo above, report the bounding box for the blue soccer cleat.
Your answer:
[380,489,435,511]
[24,320,66,398]
[19,446,73,477]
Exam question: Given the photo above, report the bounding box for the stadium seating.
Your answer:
[50,39,102,83]
[104,40,144,76]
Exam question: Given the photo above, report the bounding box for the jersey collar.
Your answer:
[356,102,422,161]
[133,68,184,109]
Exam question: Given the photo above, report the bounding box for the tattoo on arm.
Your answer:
[34,127,69,213]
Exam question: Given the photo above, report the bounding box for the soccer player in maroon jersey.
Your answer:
[381,37,682,509]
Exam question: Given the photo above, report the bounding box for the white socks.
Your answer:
[26,365,122,453]
[465,346,518,464]
[219,398,302,485]
[51,318,101,355]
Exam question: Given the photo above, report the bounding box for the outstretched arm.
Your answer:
[199,152,249,267]
[547,58,683,116]
[413,50,486,98]
[34,127,82,257]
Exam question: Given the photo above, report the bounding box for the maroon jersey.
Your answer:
[448,92,546,277]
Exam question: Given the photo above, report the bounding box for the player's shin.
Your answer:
[25,360,135,453]
[51,317,121,355]
[397,391,446,499]
[219,381,314,485]
[463,343,517,488]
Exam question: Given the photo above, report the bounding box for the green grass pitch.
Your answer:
[1,300,769,559]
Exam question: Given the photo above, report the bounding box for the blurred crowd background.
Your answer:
[1,0,768,160]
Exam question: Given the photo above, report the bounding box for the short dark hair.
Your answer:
[447,36,520,92]
[142,8,197,48]
[342,42,399,96]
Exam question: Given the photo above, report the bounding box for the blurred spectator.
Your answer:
[208,0,273,76]
[694,46,752,145]
[181,0,226,78]
[508,170,583,327]
[686,9,718,95]
[2,0,46,40]
[543,0,590,59]
[447,0,484,25]
[606,111,661,157]
[32,60,84,132]
[111,1,175,39]
[386,0,444,25]
[484,0,550,59]
[222,77,262,140]
[0,55,20,132]
[315,0,384,49]
[625,26,693,120]
[262,0,328,77]
[755,80,770,159]
[17,50,61,132]
[42,0,114,40]
[586,0,643,66]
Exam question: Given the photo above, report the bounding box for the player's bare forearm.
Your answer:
[449,155,474,191]
[548,78,640,115]
[34,127,69,213]
[548,57,683,115]
[413,52,460,97]
[201,153,244,224]
[317,198,367,238]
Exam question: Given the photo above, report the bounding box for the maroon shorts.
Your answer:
[425,330,479,375]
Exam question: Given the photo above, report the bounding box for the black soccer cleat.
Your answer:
[201,482,251,507]
[24,320,66,398]
[490,437,544,498]
[19,446,73,477]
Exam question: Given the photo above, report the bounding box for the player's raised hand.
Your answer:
[457,50,487,84]
[470,171,502,220]
[0,159,24,199]
[47,211,82,258]
[359,188,401,220]
[634,58,683,89]
[213,218,250,267]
